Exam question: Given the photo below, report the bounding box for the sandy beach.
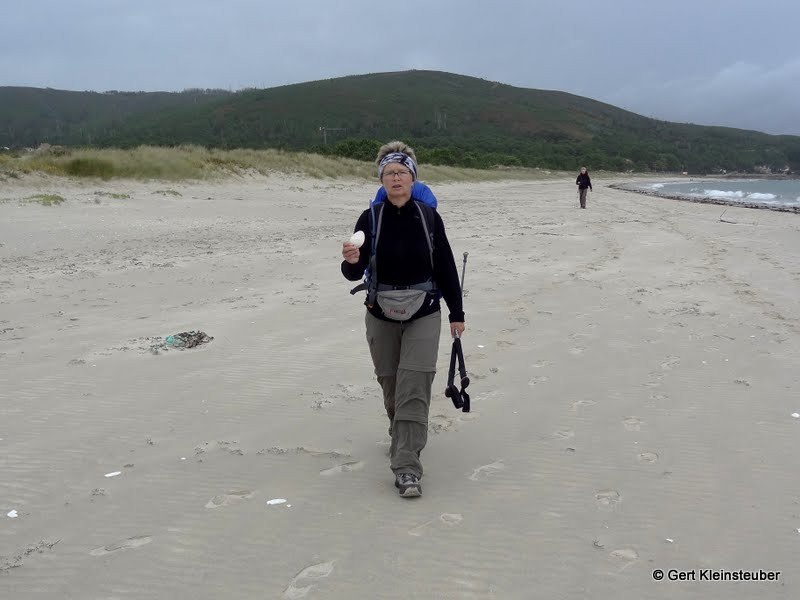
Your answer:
[1,173,799,599]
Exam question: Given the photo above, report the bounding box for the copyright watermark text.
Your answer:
[653,569,780,582]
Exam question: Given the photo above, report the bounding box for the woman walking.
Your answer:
[341,141,465,498]
[576,166,592,208]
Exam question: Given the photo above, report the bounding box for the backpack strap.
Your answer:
[364,203,384,307]
[413,200,435,270]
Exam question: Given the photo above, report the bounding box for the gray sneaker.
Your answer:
[395,473,422,497]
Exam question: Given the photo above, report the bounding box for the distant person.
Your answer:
[341,141,465,498]
[576,167,592,208]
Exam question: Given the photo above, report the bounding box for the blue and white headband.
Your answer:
[378,152,418,181]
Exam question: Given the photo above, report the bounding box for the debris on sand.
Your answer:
[148,331,215,354]
[165,331,213,348]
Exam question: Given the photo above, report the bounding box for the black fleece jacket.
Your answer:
[576,173,592,190]
[341,200,465,323]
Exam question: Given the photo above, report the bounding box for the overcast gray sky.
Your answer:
[2,0,798,135]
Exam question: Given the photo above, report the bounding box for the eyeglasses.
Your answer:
[382,169,412,178]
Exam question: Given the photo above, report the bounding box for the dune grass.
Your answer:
[25,194,66,206]
[0,145,571,184]
[94,191,131,199]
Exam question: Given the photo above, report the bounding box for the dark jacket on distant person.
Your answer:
[576,172,593,190]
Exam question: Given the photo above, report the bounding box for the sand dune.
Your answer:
[1,173,798,599]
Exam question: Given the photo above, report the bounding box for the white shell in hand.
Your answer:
[349,230,365,248]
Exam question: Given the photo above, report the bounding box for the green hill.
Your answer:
[2,71,798,174]
[0,86,231,147]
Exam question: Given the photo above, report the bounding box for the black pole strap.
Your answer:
[444,251,471,412]
[445,335,470,412]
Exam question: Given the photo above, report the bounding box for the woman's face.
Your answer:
[580,168,586,174]
[381,163,414,204]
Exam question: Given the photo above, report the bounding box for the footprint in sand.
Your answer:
[595,490,621,510]
[468,460,506,481]
[553,428,575,440]
[637,452,659,464]
[531,360,552,369]
[661,356,680,370]
[571,399,596,411]
[310,399,334,410]
[569,347,586,355]
[205,490,255,509]
[283,561,335,599]
[429,414,456,434]
[90,535,153,556]
[528,375,550,385]
[320,461,365,476]
[469,371,493,381]
[409,513,464,537]
[643,374,664,388]
[458,411,480,423]
[622,417,643,431]
[610,548,639,561]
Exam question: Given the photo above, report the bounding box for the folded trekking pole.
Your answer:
[445,252,470,412]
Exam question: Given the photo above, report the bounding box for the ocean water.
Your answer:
[632,179,800,210]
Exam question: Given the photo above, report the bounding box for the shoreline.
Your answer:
[609,183,800,214]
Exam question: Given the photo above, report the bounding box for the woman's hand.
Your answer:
[342,242,360,264]
[450,322,465,338]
